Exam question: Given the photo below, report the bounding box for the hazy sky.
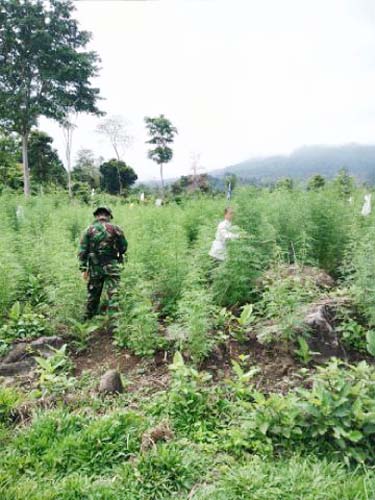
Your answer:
[40,0,375,181]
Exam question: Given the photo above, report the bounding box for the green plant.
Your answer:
[35,344,75,396]
[0,387,20,426]
[68,319,99,353]
[228,354,259,399]
[294,336,315,364]
[0,302,51,342]
[366,330,375,357]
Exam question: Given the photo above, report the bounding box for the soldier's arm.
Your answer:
[78,229,90,271]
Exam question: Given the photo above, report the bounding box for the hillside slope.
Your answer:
[212,144,375,184]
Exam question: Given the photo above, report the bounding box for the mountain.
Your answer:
[211,144,375,185]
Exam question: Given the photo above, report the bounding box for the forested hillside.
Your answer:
[213,144,375,185]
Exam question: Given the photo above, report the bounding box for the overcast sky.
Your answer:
[40,0,375,182]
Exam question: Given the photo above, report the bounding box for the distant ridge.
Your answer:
[211,144,375,185]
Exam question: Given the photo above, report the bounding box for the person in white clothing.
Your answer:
[209,207,239,261]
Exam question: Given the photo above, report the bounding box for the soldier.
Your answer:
[78,206,127,320]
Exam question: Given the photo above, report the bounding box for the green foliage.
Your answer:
[35,344,75,396]
[307,173,326,190]
[366,329,375,357]
[99,159,138,195]
[68,319,99,352]
[0,387,20,425]
[72,148,101,189]
[28,130,66,187]
[172,278,218,362]
[145,115,178,190]
[258,273,318,342]
[0,301,51,343]
[194,455,375,499]
[115,281,162,356]
[157,352,227,437]
[0,133,22,190]
[294,335,314,364]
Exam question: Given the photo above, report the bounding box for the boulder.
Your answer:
[2,343,28,364]
[30,336,64,349]
[0,359,35,376]
[0,336,64,377]
[98,369,123,394]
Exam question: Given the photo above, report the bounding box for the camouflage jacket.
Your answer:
[78,220,128,272]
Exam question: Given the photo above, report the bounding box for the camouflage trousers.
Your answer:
[85,261,121,319]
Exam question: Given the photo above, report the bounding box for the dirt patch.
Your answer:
[73,329,139,376]
[72,329,171,396]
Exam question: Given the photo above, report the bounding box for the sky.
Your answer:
[40,0,375,182]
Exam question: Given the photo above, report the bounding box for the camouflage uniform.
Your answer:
[78,215,127,319]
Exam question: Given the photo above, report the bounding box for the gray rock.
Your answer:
[98,369,124,394]
[2,343,28,363]
[0,359,35,376]
[30,336,64,349]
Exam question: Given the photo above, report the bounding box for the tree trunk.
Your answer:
[21,133,30,197]
[160,163,164,197]
[67,169,72,198]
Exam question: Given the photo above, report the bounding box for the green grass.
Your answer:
[1,184,375,497]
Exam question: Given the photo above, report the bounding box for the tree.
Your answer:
[275,177,294,191]
[334,168,356,198]
[171,174,212,196]
[307,174,326,191]
[144,115,177,195]
[96,115,132,161]
[0,133,23,189]
[0,0,102,197]
[96,115,132,195]
[72,148,101,189]
[28,130,66,186]
[99,159,137,195]
[61,112,78,197]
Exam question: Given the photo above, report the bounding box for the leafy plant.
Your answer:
[0,302,51,342]
[68,319,99,353]
[294,336,315,364]
[35,345,75,396]
[366,330,375,356]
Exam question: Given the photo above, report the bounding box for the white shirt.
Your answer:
[209,219,238,261]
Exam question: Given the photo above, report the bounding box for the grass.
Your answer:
[0,183,375,497]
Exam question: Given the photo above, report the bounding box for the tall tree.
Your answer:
[144,115,177,195]
[307,174,326,191]
[96,115,132,161]
[61,112,77,198]
[0,133,23,189]
[28,129,66,186]
[96,115,132,194]
[99,159,137,195]
[72,148,101,189]
[0,0,102,197]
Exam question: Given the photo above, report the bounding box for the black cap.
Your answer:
[93,206,113,219]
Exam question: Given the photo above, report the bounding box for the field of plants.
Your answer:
[1,182,375,499]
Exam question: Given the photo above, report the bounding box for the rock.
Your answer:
[30,336,64,349]
[0,359,35,376]
[302,297,351,349]
[2,343,28,363]
[0,336,65,377]
[98,369,123,394]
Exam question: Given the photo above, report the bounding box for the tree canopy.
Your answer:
[0,0,102,196]
[99,159,137,195]
[28,130,66,186]
[145,114,177,194]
